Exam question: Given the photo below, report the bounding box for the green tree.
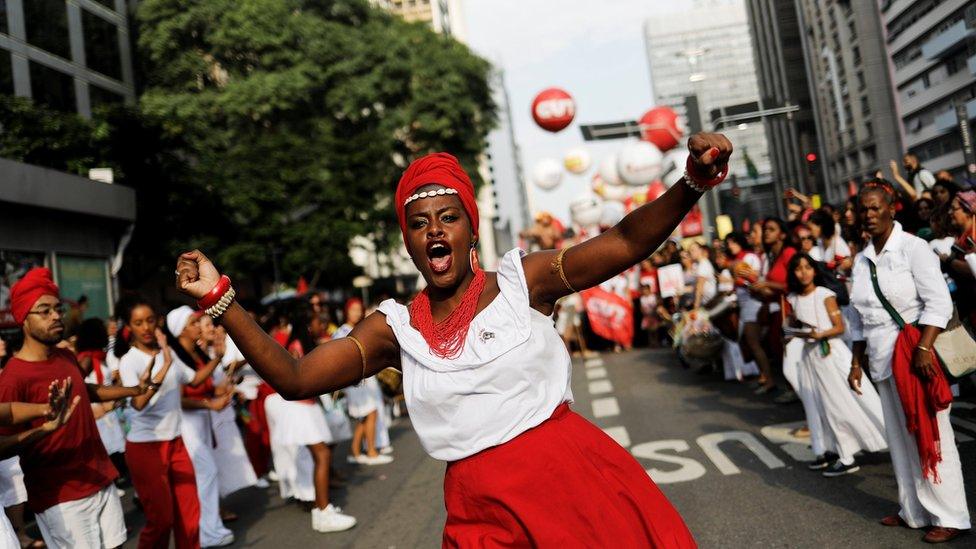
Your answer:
[136,0,496,289]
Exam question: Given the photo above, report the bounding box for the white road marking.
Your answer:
[603,426,631,448]
[585,367,608,380]
[592,397,620,418]
[760,421,816,462]
[588,380,613,395]
[584,357,604,368]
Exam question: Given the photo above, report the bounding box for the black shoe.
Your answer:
[807,452,839,470]
[774,389,799,404]
[822,460,860,477]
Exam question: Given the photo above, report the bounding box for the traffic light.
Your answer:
[805,152,818,175]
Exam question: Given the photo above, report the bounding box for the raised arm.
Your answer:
[176,252,400,400]
[522,133,732,309]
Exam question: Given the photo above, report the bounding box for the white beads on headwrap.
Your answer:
[403,187,459,207]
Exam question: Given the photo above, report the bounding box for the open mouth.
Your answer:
[426,240,453,274]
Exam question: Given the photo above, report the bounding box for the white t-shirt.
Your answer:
[695,259,717,304]
[119,347,195,443]
[817,236,852,265]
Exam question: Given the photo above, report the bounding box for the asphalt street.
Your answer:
[118,349,976,548]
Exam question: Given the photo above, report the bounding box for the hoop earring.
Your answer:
[469,243,481,272]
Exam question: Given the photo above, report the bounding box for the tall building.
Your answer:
[644,0,776,221]
[882,0,976,178]
[745,0,823,199]
[795,0,902,204]
[0,0,136,329]
[371,0,467,40]
[484,68,531,253]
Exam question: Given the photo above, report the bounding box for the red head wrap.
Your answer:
[395,153,479,244]
[344,297,363,318]
[10,268,60,324]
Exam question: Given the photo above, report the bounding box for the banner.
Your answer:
[680,205,703,237]
[580,286,634,348]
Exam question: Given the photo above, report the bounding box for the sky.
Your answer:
[463,0,697,224]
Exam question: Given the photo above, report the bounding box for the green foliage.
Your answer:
[135,0,497,287]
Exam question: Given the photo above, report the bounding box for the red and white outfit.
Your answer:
[377,249,695,547]
[0,349,126,549]
[211,348,258,498]
[120,346,201,549]
[848,223,970,530]
[79,350,126,456]
[178,356,233,547]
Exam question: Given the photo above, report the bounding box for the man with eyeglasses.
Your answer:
[0,268,155,548]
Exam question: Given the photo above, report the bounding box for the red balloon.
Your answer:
[532,88,575,133]
[639,107,684,152]
[646,181,667,202]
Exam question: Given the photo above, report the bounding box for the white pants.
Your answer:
[181,410,233,547]
[877,377,970,529]
[0,457,26,507]
[35,485,126,549]
[211,408,258,498]
[0,511,17,549]
[265,395,315,502]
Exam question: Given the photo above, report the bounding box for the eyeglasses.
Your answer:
[27,303,66,318]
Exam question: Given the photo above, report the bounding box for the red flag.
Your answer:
[580,286,634,347]
[680,205,703,237]
[296,276,309,295]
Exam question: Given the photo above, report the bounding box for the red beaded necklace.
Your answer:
[409,266,487,359]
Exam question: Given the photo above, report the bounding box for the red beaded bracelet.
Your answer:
[684,155,729,190]
[197,275,232,310]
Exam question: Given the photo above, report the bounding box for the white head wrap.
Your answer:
[166,305,197,337]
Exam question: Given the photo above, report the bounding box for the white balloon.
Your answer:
[563,148,591,174]
[661,149,689,188]
[600,200,626,227]
[532,158,563,190]
[569,194,603,227]
[598,154,622,186]
[617,141,664,186]
[599,180,630,202]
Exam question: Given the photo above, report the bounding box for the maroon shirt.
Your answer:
[0,348,117,512]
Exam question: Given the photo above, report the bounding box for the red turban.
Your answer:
[10,268,60,324]
[344,297,363,318]
[395,153,479,244]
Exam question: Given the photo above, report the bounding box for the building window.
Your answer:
[0,50,11,95]
[81,9,122,79]
[24,0,71,59]
[89,83,124,109]
[28,61,75,112]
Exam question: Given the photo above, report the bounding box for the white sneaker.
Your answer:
[347,455,361,464]
[379,446,393,455]
[116,488,126,498]
[313,504,356,533]
[203,532,235,547]
[255,477,270,489]
[267,470,279,482]
[358,454,393,465]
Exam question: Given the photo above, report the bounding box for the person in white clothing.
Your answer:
[689,241,716,309]
[847,181,969,544]
[785,254,887,476]
[172,135,735,546]
[335,299,392,466]
[165,306,236,548]
[265,309,356,533]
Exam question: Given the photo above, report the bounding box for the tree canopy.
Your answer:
[136,0,497,289]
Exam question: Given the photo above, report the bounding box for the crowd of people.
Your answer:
[0,274,402,547]
[629,161,973,543]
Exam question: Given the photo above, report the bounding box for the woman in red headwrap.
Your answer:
[176,133,733,547]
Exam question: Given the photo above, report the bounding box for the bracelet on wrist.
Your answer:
[916,344,932,353]
[683,155,730,192]
[197,275,232,310]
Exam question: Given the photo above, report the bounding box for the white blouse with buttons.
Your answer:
[848,222,952,381]
[377,248,574,461]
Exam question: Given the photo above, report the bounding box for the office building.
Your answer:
[795,0,902,203]
[0,0,136,329]
[882,0,976,178]
[745,0,823,198]
[645,0,775,221]
[371,0,467,40]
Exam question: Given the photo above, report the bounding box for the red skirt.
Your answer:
[443,404,696,548]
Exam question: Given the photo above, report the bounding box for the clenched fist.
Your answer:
[175,250,221,300]
[687,133,734,181]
